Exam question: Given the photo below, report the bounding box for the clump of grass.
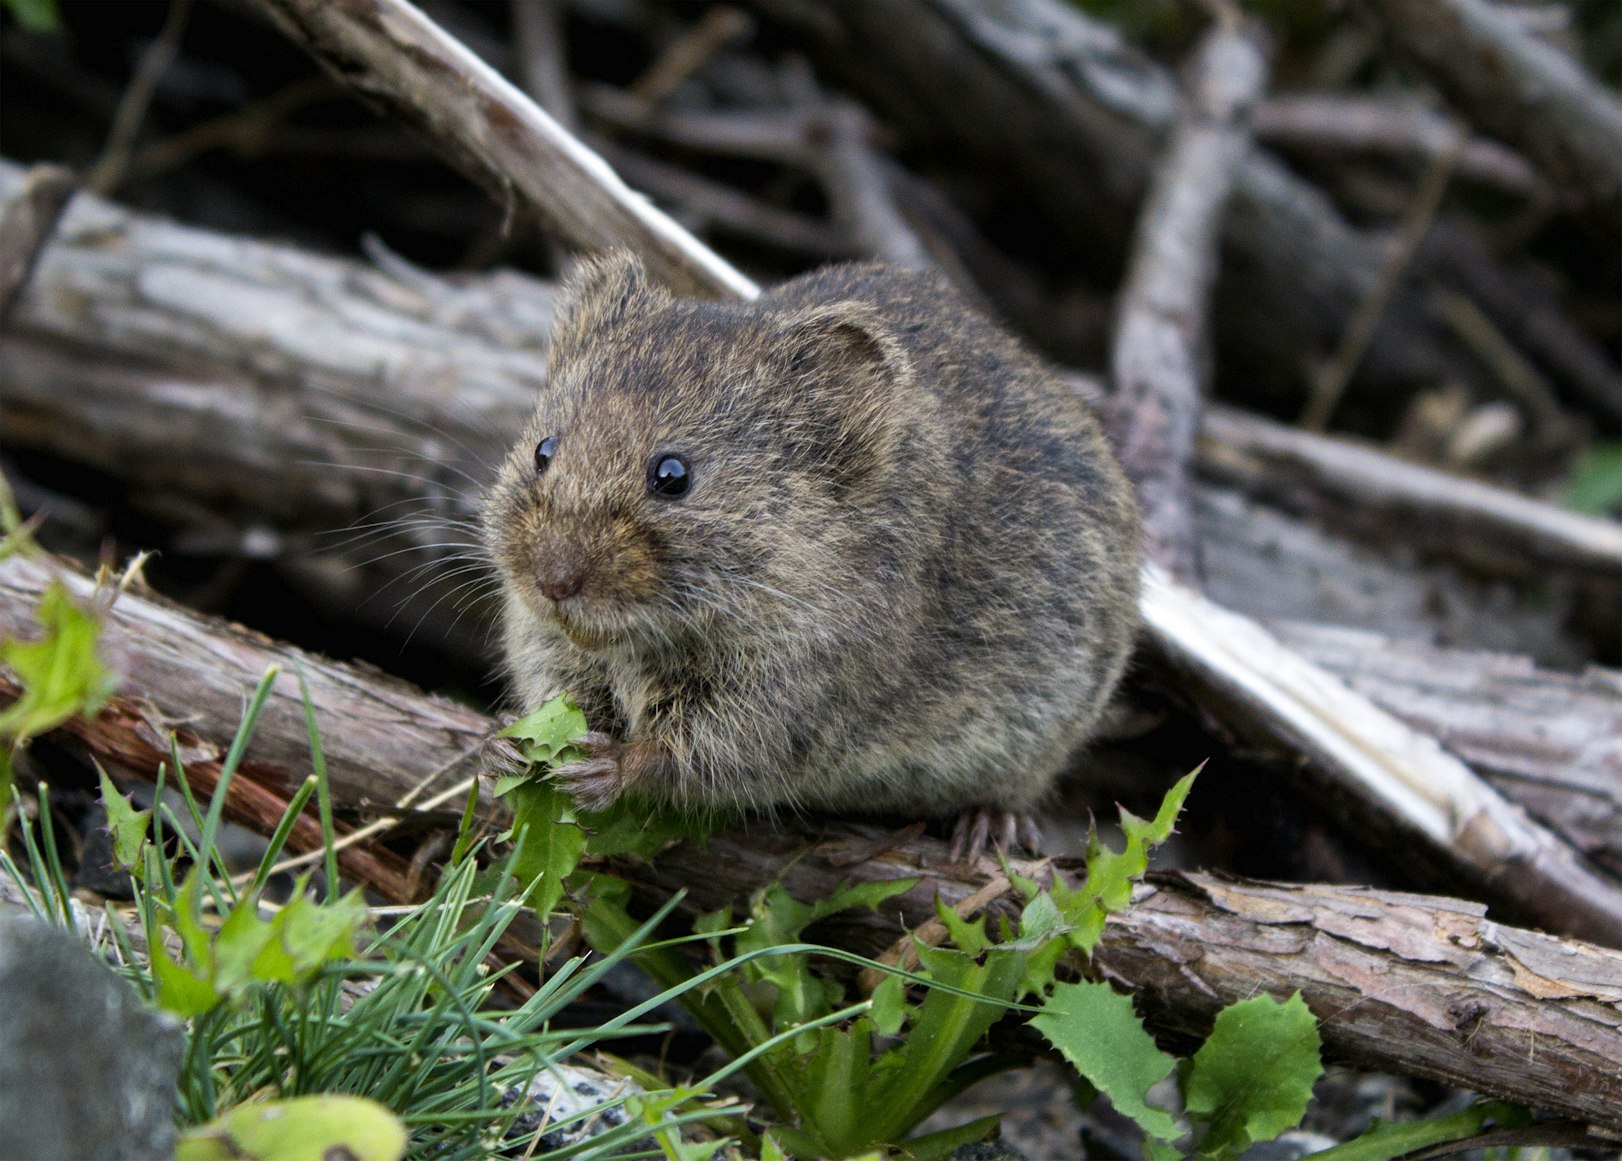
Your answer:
[1,666,741,1160]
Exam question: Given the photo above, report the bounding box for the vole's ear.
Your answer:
[548,250,666,360]
[774,301,918,499]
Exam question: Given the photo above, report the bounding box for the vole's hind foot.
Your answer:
[948,806,1043,865]
[552,731,629,813]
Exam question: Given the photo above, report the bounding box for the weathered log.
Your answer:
[1276,622,1622,879]
[1109,16,1267,579]
[1,548,1619,1130]
[1352,0,1622,209]
[0,551,490,896]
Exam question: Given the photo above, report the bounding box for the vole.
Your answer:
[482,252,1140,857]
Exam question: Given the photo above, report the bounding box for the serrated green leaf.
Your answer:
[175,1095,406,1161]
[499,693,589,766]
[932,893,993,956]
[152,942,220,1018]
[1010,889,1065,949]
[1186,992,1322,1157]
[760,1132,789,1161]
[504,778,586,918]
[1030,979,1181,1147]
[578,793,701,858]
[97,768,150,871]
[0,582,118,745]
[1052,769,1198,956]
[271,884,367,976]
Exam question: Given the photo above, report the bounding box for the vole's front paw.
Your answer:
[480,722,529,781]
[552,731,629,812]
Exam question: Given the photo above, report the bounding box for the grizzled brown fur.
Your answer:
[483,252,1139,828]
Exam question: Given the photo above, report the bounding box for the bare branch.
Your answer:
[241,0,757,299]
[1109,17,1268,578]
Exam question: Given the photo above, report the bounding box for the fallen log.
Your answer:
[1,548,1619,1131]
[1352,0,1622,210]
[3,551,1622,1135]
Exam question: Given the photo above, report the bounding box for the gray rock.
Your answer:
[0,908,184,1161]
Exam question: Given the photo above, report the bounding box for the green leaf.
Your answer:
[503,778,587,918]
[866,945,1025,1142]
[1185,992,1322,1157]
[1566,441,1622,516]
[97,768,150,871]
[1300,1101,1531,1161]
[153,870,367,1015]
[1030,979,1181,1147]
[932,894,993,957]
[898,1114,1002,1161]
[499,693,590,767]
[0,582,118,745]
[175,1095,406,1161]
[1051,769,1198,957]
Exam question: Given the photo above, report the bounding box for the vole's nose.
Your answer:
[536,557,586,603]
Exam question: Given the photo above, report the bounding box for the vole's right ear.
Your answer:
[548,250,665,358]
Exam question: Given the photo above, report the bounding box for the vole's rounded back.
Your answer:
[484,252,1139,827]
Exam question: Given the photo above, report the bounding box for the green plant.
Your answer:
[2,674,747,1160]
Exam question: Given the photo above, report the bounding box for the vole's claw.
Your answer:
[552,732,625,812]
[948,806,1043,865]
[480,724,529,781]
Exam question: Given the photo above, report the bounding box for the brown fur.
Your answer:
[483,252,1140,821]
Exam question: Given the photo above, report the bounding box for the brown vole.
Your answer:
[483,252,1139,855]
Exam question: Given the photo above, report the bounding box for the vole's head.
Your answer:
[484,252,926,660]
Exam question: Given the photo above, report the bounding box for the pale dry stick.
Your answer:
[1141,563,1622,947]
[242,0,757,299]
[237,773,479,888]
[1108,13,1268,578]
[1252,94,1540,196]
[511,0,577,132]
[1300,127,1465,431]
[627,6,754,105]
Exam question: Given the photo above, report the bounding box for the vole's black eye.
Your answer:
[647,453,691,499]
[534,436,559,475]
